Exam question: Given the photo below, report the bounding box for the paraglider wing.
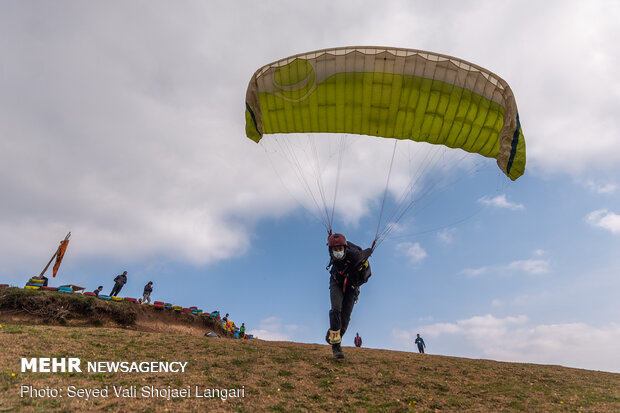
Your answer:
[245,46,525,180]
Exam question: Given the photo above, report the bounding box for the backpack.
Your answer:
[345,242,372,287]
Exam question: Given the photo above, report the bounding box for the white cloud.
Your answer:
[437,228,456,244]
[461,258,550,277]
[1,0,619,277]
[478,194,524,211]
[505,259,550,275]
[460,267,489,277]
[247,317,301,342]
[586,209,620,234]
[0,3,463,274]
[491,299,503,308]
[396,242,427,264]
[508,2,620,176]
[585,181,617,194]
[395,314,620,373]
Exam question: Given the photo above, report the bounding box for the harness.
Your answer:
[336,269,349,293]
[332,261,365,293]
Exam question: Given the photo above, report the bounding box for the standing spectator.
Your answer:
[239,323,246,338]
[222,313,229,323]
[415,333,426,354]
[142,281,153,304]
[93,286,103,297]
[354,332,362,347]
[109,271,128,297]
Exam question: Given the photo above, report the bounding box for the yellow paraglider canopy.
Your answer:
[245,46,525,180]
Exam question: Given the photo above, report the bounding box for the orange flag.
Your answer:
[52,239,69,277]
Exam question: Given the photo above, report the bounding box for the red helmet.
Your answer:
[327,233,347,247]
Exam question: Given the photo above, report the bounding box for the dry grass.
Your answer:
[1,288,619,412]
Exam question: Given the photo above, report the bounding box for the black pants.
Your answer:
[329,277,358,337]
[110,283,124,297]
[418,345,425,354]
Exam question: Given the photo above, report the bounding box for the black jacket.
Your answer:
[113,274,127,286]
[329,241,373,288]
[143,284,153,294]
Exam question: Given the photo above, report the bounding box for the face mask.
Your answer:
[332,250,345,260]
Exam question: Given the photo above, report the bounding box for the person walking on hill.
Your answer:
[109,271,127,297]
[142,281,153,304]
[325,233,373,359]
[415,333,426,354]
[354,332,362,348]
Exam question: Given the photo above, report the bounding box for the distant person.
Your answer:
[33,275,49,287]
[415,333,426,354]
[222,313,229,323]
[354,332,362,348]
[325,233,373,359]
[142,281,153,304]
[239,323,246,339]
[109,271,127,297]
[93,286,103,297]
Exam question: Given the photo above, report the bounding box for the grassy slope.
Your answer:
[0,287,226,336]
[1,290,620,412]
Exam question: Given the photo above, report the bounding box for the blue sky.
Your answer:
[1,1,619,373]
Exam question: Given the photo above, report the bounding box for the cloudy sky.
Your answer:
[2,1,619,373]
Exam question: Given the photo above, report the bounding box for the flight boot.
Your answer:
[332,343,344,359]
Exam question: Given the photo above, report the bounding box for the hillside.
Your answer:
[1,288,620,412]
[0,287,227,337]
